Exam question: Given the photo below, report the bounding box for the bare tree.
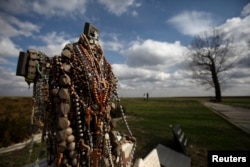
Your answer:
[188,29,237,102]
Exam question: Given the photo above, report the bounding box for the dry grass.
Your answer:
[0,97,32,147]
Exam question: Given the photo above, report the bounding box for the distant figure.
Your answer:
[146,92,149,101]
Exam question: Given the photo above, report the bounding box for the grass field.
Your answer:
[0,96,250,166]
[222,97,250,109]
[117,97,250,167]
[0,97,32,147]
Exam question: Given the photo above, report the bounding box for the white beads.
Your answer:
[67,142,76,151]
[67,135,75,143]
[105,133,110,140]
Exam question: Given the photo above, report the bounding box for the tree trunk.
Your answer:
[211,63,222,102]
[214,81,221,102]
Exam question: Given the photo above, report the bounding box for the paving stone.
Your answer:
[204,102,250,134]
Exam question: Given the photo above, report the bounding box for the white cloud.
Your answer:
[0,12,40,38]
[241,3,250,17]
[0,67,32,96]
[114,20,250,97]
[102,40,123,51]
[131,10,138,16]
[216,11,250,80]
[218,15,250,45]
[29,32,77,56]
[0,0,139,17]
[168,11,215,36]
[0,57,11,65]
[111,39,194,97]
[113,63,171,82]
[0,13,39,57]
[0,37,21,57]
[97,0,137,16]
[101,34,124,51]
[123,39,186,69]
[0,0,88,17]
[1,1,249,98]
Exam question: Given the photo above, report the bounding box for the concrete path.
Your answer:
[204,102,250,134]
[0,133,42,154]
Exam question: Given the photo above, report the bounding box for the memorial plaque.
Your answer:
[142,149,161,167]
[133,158,144,167]
[173,124,188,154]
[156,144,191,167]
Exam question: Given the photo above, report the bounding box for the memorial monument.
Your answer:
[16,23,136,167]
[17,22,192,167]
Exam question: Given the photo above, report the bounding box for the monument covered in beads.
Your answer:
[16,22,136,167]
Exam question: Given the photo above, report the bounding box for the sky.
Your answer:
[0,0,249,97]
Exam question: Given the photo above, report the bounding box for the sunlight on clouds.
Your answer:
[100,34,124,52]
[0,37,21,57]
[112,39,194,97]
[97,0,138,16]
[113,63,163,82]
[29,32,77,56]
[155,72,170,81]
[99,33,128,54]
[112,64,149,80]
[168,11,215,36]
[218,15,250,43]
[118,82,135,90]
[0,67,32,96]
[0,1,249,97]
[0,12,40,37]
[112,63,182,96]
[123,39,186,68]
[217,11,250,73]
[38,32,73,45]
[241,3,250,16]
[0,13,39,57]
[102,41,123,51]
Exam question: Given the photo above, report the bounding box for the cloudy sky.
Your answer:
[0,0,249,97]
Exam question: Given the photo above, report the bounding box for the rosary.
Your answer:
[16,23,136,167]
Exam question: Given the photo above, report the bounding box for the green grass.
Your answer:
[0,142,46,167]
[116,97,250,167]
[222,97,250,109]
[0,97,32,147]
[0,97,250,167]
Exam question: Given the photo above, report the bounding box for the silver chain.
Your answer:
[27,98,36,165]
[118,99,136,167]
[119,104,133,137]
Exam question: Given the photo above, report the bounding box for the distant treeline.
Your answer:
[0,97,32,147]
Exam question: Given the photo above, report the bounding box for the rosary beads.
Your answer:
[17,24,136,167]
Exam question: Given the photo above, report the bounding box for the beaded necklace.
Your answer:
[22,31,135,167]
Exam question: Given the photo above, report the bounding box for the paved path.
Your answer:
[204,102,250,134]
[0,133,42,154]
